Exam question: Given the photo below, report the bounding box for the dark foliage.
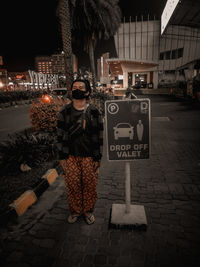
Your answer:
[0,161,55,214]
[0,90,43,104]
[0,130,57,176]
[30,97,70,132]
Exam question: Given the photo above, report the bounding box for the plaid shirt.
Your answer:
[56,102,103,162]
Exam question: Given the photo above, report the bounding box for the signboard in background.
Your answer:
[0,56,3,65]
[161,0,179,34]
[105,99,151,161]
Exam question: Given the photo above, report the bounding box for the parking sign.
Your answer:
[105,99,151,161]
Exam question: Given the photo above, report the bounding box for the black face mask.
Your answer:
[72,89,87,99]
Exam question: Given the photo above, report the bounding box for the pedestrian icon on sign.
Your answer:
[136,120,144,141]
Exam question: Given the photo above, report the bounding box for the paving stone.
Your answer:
[94,254,107,265]
[51,259,69,267]
[45,213,66,220]
[29,255,53,267]
[7,251,24,262]
[32,238,55,248]
[118,255,133,267]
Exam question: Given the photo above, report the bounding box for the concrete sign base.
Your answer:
[111,203,147,228]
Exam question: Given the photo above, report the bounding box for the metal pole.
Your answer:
[169,25,174,71]
[181,26,187,66]
[118,28,120,57]
[187,27,193,63]
[135,16,137,59]
[141,15,143,59]
[125,162,131,213]
[147,14,149,60]
[123,17,125,58]
[124,92,137,213]
[129,16,131,58]
[194,28,198,60]
[152,15,155,60]
[162,29,167,80]
[175,25,180,70]
[5,70,8,90]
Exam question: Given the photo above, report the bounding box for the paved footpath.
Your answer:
[0,95,200,267]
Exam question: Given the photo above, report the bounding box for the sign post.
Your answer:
[125,162,131,213]
[105,98,151,227]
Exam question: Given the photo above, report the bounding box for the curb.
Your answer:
[0,165,62,227]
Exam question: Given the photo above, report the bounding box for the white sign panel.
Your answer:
[105,99,151,161]
[161,0,179,34]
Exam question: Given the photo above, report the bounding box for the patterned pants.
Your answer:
[62,155,98,214]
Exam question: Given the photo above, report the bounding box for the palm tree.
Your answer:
[57,0,74,90]
[70,0,122,90]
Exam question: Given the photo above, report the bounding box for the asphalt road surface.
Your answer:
[0,104,31,142]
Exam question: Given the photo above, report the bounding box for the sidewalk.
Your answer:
[0,95,200,267]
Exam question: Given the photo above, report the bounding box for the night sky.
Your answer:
[0,0,166,71]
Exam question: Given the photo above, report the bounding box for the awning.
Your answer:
[106,58,158,76]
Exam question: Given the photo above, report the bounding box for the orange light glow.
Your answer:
[42,95,51,103]
[16,75,24,79]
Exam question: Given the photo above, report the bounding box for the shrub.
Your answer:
[90,91,111,116]
[0,90,43,104]
[30,97,70,132]
[0,131,57,176]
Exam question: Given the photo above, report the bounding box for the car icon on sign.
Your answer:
[113,123,134,140]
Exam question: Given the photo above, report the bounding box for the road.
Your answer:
[1,94,200,267]
[0,105,31,142]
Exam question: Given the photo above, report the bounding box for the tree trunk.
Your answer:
[88,40,96,91]
[59,0,73,90]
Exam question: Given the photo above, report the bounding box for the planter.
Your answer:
[33,179,49,198]
[10,190,37,216]
[42,169,58,185]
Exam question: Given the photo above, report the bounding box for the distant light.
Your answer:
[42,95,51,103]
[0,82,4,87]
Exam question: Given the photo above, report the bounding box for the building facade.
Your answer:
[106,17,200,89]
[35,56,53,74]
[51,52,65,74]
[35,52,78,75]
